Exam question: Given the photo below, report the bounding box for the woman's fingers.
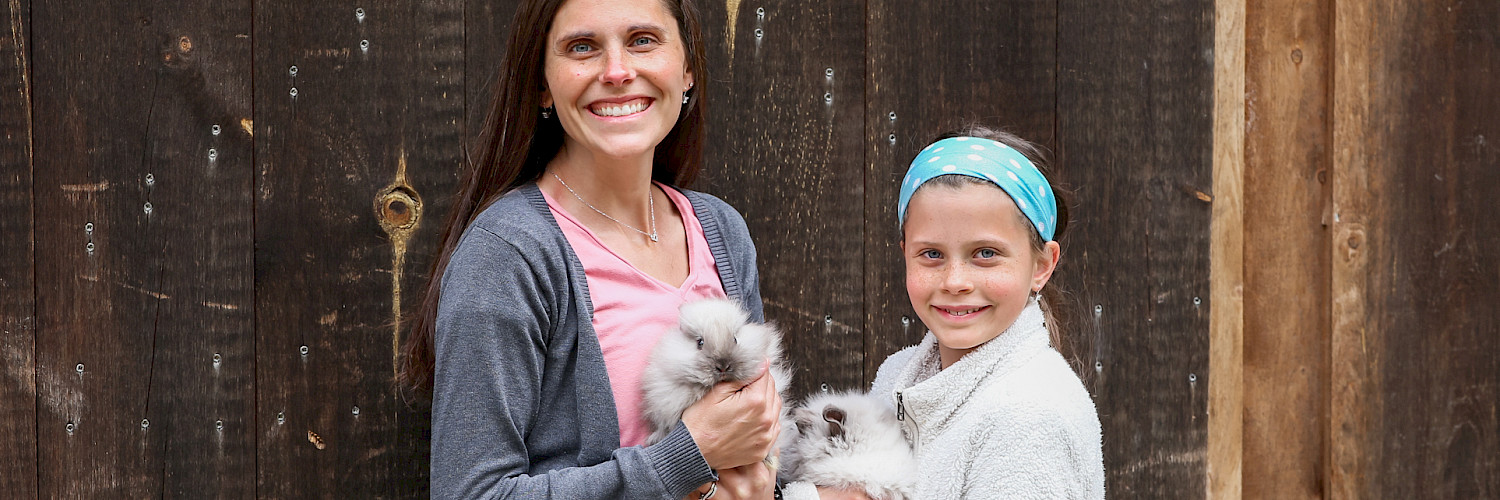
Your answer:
[814,486,874,500]
[715,463,775,500]
[682,360,783,470]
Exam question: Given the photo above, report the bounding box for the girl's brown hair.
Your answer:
[399,0,709,392]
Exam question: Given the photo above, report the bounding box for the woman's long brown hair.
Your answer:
[400,0,709,392]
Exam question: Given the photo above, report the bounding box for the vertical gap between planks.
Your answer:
[864,0,876,382]
[1208,0,1246,497]
[25,0,40,493]
[248,0,259,496]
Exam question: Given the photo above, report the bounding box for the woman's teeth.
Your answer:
[591,101,648,117]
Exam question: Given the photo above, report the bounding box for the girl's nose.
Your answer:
[941,264,974,294]
[600,48,635,85]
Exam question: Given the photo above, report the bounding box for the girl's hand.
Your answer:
[815,486,873,500]
[681,362,783,469]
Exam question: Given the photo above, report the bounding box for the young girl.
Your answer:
[785,126,1104,499]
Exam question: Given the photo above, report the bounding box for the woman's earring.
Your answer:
[541,107,553,119]
[682,93,690,104]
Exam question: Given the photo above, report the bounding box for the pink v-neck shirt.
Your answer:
[543,184,727,448]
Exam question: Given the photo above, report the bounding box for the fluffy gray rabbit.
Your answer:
[641,298,792,447]
[780,391,917,500]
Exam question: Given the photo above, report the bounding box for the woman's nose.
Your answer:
[600,48,635,85]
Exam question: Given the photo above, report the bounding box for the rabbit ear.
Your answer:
[822,406,846,438]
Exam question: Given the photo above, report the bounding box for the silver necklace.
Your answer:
[551,172,658,243]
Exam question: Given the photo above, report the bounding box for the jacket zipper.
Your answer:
[896,390,920,454]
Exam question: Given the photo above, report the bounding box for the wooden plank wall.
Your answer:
[1243,0,1331,497]
[31,0,257,496]
[692,0,869,398]
[1,0,37,496]
[1057,0,1217,496]
[251,1,458,496]
[1209,0,1245,496]
[1329,0,1500,497]
[1238,0,1500,498]
[18,0,1500,498]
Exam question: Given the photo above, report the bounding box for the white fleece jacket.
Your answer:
[784,302,1104,499]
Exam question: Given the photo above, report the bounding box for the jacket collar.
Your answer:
[893,300,1051,443]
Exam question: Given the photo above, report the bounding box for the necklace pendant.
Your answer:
[650,234,659,242]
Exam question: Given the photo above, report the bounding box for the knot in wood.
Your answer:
[375,186,422,234]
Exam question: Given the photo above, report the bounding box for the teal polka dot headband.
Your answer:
[898,136,1058,241]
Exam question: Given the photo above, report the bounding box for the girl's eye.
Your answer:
[976,248,998,259]
[920,249,943,260]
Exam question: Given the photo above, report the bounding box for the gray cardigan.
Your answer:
[431,183,764,499]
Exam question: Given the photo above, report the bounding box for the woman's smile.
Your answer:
[588,96,654,118]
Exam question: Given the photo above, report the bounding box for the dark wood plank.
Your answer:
[463,0,517,163]
[252,1,460,496]
[1332,1,1500,497]
[31,0,256,496]
[1242,0,1331,497]
[0,0,38,495]
[690,1,868,399]
[1056,0,1215,496]
[864,0,1058,387]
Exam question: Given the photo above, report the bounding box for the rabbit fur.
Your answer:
[780,391,917,500]
[641,298,792,447]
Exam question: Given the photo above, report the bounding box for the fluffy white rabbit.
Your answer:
[641,298,792,448]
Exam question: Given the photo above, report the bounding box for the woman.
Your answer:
[401,0,781,498]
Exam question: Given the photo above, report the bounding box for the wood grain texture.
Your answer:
[463,0,516,164]
[1332,1,1500,497]
[0,0,37,495]
[252,1,458,497]
[31,0,256,496]
[1056,0,1216,496]
[1328,2,1380,497]
[1209,0,1245,496]
[863,0,1059,388]
[1242,0,1332,497]
[692,0,869,398]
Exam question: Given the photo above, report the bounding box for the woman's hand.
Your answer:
[686,462,775,500]
[681,362,783,470]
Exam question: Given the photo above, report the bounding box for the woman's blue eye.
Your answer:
[631,36,655,46]
[569,43,591,53]
[976,249,998,259]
